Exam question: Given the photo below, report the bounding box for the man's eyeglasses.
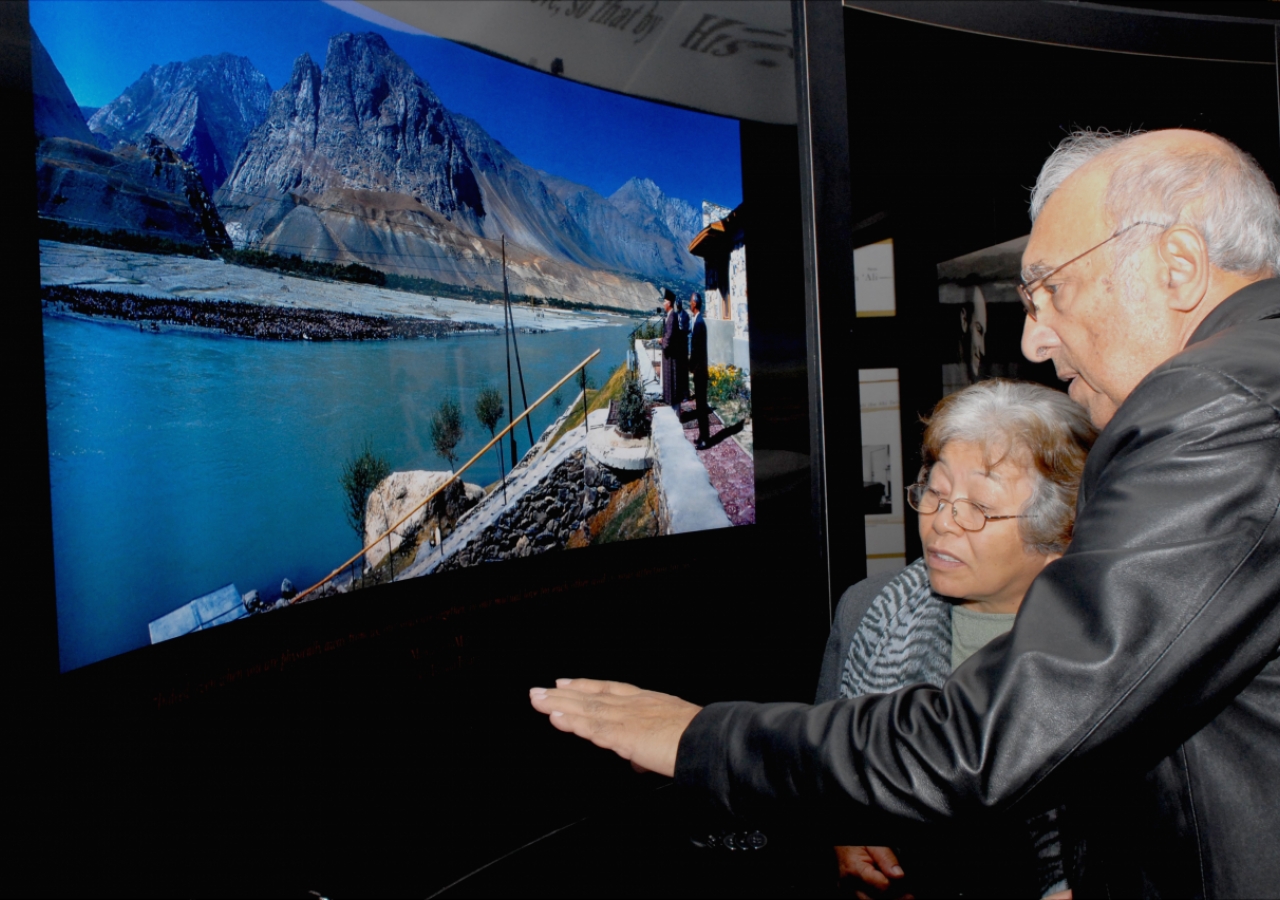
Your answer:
[906,483,1025,532]
[1017,221,1166,320]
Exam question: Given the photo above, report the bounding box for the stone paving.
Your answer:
[674,400,756,526]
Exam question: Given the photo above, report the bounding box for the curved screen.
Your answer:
[31,0,750,671]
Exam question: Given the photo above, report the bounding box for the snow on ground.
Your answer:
[39,242,628,332]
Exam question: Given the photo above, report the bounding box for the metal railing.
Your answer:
[291,349,601,604]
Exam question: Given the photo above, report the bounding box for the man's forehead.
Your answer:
[1022,165,1112,275]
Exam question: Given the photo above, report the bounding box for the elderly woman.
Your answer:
[815,379,1095,899]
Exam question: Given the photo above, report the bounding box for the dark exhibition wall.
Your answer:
[7,1,1280,896]
[821,0,1280,597]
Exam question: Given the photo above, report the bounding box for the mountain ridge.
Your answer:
[32,26,230,252]
[88,53,272,192]
[215,32,703,307]
[43,29,712,311]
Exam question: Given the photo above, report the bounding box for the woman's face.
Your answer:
[918,440,1059,613]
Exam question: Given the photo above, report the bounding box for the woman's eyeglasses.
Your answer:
[906,483,1025,532]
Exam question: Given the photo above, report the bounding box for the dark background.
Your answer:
[823,4,1280,588]
[6,1,1280,896]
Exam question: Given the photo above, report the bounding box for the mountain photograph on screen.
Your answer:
[32,0,752,671]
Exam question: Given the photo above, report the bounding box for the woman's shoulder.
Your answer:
[816,559,933,703]
[832,559,930,631]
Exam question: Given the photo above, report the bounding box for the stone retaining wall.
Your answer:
[436,449,623,569]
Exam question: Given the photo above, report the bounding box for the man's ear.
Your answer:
[1157,225,1210,312]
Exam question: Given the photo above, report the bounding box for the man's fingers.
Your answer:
[530,687,590,717]
[530,687,634,721]
[836,846,890,891]
[854,858,890,890]
[867,845,905,879]
[554,677,643,695]
[529,681,699,778]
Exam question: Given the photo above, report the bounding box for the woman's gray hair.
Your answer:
[919,379,1097,555]
[1028,128,1280,277]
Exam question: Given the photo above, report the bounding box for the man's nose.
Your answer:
[1021,313,1060,362]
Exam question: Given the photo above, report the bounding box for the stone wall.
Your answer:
[729,239,750,373]
[437,450,623,570]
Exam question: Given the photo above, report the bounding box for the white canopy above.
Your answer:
[349,0,798,124]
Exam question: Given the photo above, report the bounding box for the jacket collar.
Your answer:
[1187,277,1280,347]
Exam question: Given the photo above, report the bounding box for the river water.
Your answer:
[43,315,626,671]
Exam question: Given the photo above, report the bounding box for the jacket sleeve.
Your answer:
[676,358,1280,830]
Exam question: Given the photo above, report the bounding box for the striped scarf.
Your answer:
[839,557,952,699]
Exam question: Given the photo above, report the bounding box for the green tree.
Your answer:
[617,365,650,438]
[475,385,505,438]
[340,440,392,541]
[430,396,465,470]
[475,385,507,502]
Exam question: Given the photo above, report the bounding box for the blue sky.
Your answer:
[29,0,741,208]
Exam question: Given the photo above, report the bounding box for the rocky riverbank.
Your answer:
[42,284,496,341]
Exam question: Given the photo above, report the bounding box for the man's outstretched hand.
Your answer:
[529,678,702,777]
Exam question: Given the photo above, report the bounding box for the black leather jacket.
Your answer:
[676,280,1280,898]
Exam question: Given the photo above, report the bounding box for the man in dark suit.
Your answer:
[659,290,680,408]
[688,294,710,449]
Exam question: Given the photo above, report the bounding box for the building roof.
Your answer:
[688,203,745,258]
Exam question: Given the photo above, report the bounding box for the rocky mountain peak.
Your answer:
[613,176,663,208]
[217,31,703,296]
[269,53,322,137]
[222,32,483,225]
[88,53,272,192]
[610,176,699,248]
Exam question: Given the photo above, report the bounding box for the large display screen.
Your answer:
[32,0,748,671]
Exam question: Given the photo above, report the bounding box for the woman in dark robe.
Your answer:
[674,297,691,404]
[659,290,680,408]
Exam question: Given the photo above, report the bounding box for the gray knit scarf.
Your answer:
[839,558,953,699]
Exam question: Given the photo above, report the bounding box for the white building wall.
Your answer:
[729,240,749,373]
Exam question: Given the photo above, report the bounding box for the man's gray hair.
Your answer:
[920,380,1097,555]
[1029,129,1280,276]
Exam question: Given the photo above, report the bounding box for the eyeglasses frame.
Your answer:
[1017,221,1168,321]
[905,483,1026,532]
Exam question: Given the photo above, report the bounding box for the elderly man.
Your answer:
[530,129,1280,897]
